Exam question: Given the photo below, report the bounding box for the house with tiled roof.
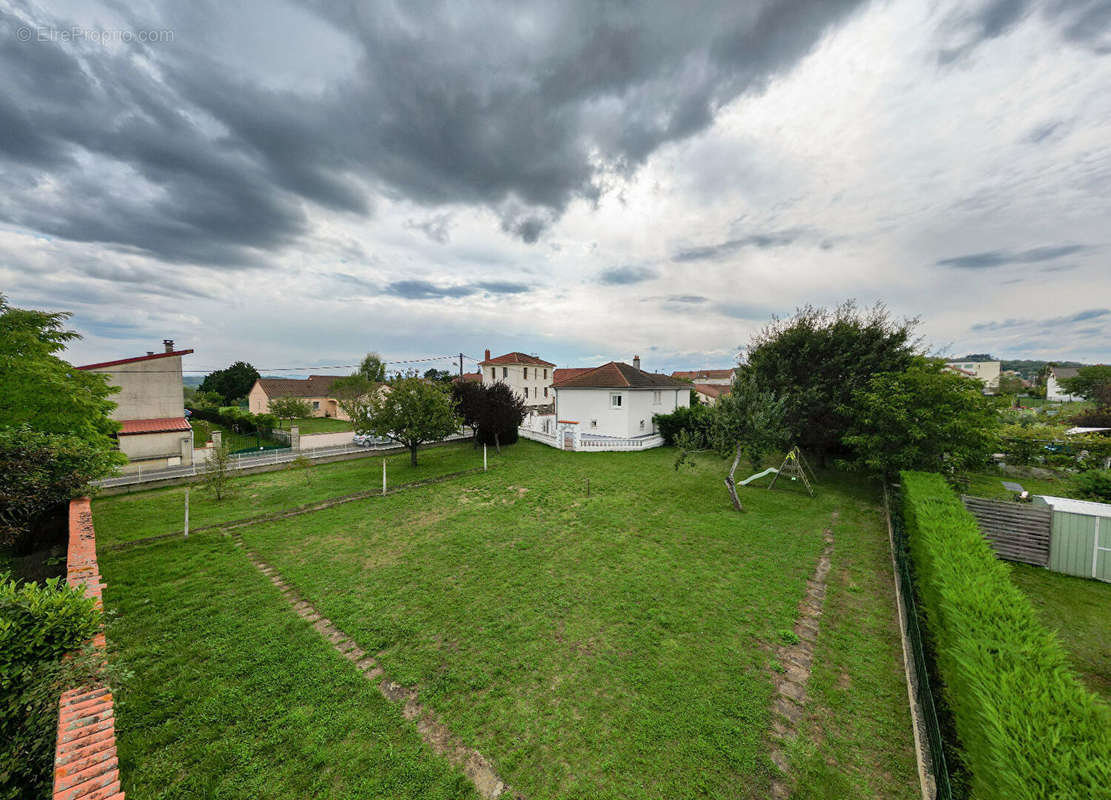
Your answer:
[1046,365,1083,402]
[943,360,1000,393]
[693,383,730,405]
[248,374,358,420]
[480,348,555,408]
[671,368,736,386]
[77,340,194,474]
[543,355,689,446]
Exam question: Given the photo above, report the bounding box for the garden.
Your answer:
[94,441,919,799]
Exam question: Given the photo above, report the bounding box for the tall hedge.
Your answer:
[900,471,1111,799]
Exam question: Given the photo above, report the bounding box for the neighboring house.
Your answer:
[1046,366,1082,402]
[77,340,194,474]
[671,368,736,386]
[479,349,555,407]
[943,360,1001,393]
[248,375,352,420]
[453,371,483,385]
[552,356,690,440]
[693,383,730,405]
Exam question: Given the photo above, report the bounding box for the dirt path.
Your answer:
[767,511,837,799]
[228,530,522,800]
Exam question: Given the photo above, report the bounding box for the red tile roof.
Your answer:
[552,368,593,383]
[77,349,193,370]
[694,383,729,398]
[479,351,555,367]
[255,375,349,398]
[453,372,483,384]
[118,417,192,435]
[553,362,687,389]
[671,368,735,381]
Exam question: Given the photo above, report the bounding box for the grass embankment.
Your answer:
[284,416,353,434]
[96,442,917,798]
[92,442,491,547]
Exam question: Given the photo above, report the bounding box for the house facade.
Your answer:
[1046,366,1082,402]
[248,375,351,420]
[77,340,194,474]
[693,383,729,405]
[479,349,555,408]
[944,360,1001,393]
[551,358,689,443]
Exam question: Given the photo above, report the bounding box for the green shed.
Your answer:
[1032,495,1111,582]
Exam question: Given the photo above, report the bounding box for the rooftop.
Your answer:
[553,362,687,389]
[118,417,192,436]
[479,351,555,367]
[256,375,349,398]
[78,349,193,371]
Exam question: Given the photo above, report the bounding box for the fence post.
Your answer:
[382,458,387,496]
[484,444,487,472]
[184,488,190,538]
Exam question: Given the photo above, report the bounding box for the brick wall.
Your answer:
[52,498,125,800]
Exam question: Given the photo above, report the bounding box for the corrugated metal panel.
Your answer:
[1048,512,1098,578]
[961,496,1052,566]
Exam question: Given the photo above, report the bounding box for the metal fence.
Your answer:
[888,484,954,800]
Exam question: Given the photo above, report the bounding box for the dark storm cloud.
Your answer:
[0,0,870,262]
[672,229,808,262]
[971,307,1109,331]
[935,244,1091,269]
[937,0,1111,63]
[598,266,659,285]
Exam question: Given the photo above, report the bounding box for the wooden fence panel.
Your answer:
[960,495,1053,567]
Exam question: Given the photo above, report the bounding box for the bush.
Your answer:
[653,404,714,445]
[187,405,276,437]
[900,471,1111,799]
[1069,408,1111,428]
[1071,470,1111,503]
[1,574,101,798]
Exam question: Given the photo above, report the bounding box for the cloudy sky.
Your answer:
[2,0,1109,376]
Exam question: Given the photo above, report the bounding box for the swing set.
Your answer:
[740,446,816,496]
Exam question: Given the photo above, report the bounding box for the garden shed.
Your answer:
[1031,495,1111,582]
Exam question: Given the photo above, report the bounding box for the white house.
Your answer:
[671,368,736,386]
[77,340,194,474]
[943,360,1001,393]
[1046,366,1082,402]
[479,349,555,408]
[538,357,689,449]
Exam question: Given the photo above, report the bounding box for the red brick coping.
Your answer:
[53,498,125,800]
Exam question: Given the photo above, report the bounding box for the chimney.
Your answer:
[633,354,641,370]
[484,348,491,361]
[146,351,154,356]
[163,339,174,353]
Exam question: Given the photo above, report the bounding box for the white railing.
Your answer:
[94,432,471,488]
[519,427,559,447]
[579,434,664,451]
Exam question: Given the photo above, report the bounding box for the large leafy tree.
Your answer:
[741,301,918,462]
[348,378,458,466]
[268,396,313,428]
[358,352,388,383]
[474,382,526,452]
[0,295,120,446]
[1061,365,1111,406]
[199,361,259,404]
[843,358,1000,478]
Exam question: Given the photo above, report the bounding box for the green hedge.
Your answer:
[900,471,1111,799]
[187,405,278,436]
[652,404,714,445]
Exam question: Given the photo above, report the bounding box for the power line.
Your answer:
[77,353,484,374]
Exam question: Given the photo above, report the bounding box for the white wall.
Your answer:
[554,387,688,438]
[483,363,553,405]
[90,356,185,420]
[1047,376,1082,402]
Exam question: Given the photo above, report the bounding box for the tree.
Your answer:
[269,396,313,428]
[203,444,234,501]
[423,367,454,384]
[843,358,1000,478]
[358,352,387,383]
[199,361,259,404]
[474,382,526,453]
[0,295,121,448]
[333,374,377,423]
[188,390,223,409]
[451,380,485,446]
[348,378,458,466]
[741,301,918,463]
[0,427,124,549]
[1061,365,1111,406]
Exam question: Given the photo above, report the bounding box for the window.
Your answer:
[490,368,496,380]
[312,401,320,410]
[610,393,623,408]
[544,369,548,379]
[503,367,508,378]
[640,419,645,430]
[523,387,528,398]
[653,390,661,404]
[523,367,528,379]
[543,387,548,397]
[591,419,597,428]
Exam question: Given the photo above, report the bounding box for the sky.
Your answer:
[2,0,1109,377]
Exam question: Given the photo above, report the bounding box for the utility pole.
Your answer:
[184,488,190,538]
[458,352,464,377]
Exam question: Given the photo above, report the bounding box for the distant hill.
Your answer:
[183,375,205,388]
[952,354,1086,382]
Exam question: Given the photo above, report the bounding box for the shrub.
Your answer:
[1071,470,1111,503]
[653,404,714,445]
[1,574,101,798]
[900,471,1111,799]
[1068,408,1111,428]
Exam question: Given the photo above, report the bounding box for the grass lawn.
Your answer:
[96,441,917,799]
[189,419,271,451]
[92,442,489,547]
[1009,564,1111,703]
[963,468,1074,501]
[283,416,354,434]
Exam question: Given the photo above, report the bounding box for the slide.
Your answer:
[739,467,778,486]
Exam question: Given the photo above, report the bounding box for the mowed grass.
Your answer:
[963,468,1073,501]
[1009,563,1111,702]
[101,536,477,799]
[95,441,917,799]
[92,442,490,546]
[284,416,354,434]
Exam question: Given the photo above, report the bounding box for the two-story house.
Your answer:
[77,340,194,473]
[479,349,555,408]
